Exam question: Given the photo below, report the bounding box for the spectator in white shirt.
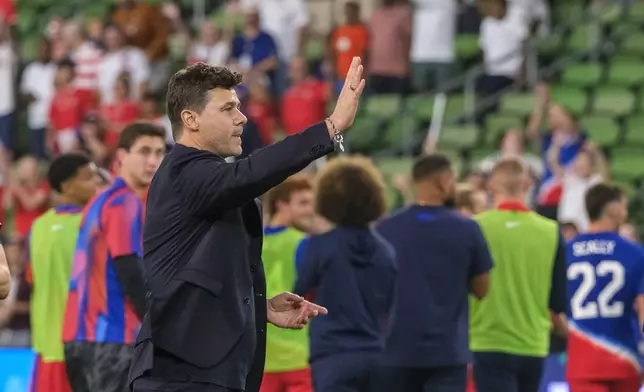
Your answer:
[186,21,231,66]
[478,0,529,97]
[20,38,56,160]
[0,20,16,165]
[246,0,310,95]
[63,20,103,107]
[98,23,150,104]
[551,141,609,232]
[410,0,458,92]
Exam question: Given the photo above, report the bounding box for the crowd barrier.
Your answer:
[0,349,642,392]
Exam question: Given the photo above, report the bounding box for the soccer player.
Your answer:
[566,183,644,392]
[27,153,100,392]
[471,158,567,392]
[63,123,166,392]
[376,154,492,392]
[294,156,396,392]
[261,174,315,392]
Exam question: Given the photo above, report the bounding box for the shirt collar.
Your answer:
[497,201,530,212]
[54,204,83,214]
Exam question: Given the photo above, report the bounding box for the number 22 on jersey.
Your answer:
[568,260,625,320]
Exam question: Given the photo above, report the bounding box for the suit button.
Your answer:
[244,297,251,304]
[250,265,256,273]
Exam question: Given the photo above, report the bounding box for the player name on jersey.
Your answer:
[571,240,616,257]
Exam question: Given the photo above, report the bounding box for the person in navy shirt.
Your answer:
[375,154,493,392]
[231,8,279,91]
[294,156,397,392]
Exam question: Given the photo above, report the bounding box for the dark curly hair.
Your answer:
[315,156,387,228]
[166,63,243,140]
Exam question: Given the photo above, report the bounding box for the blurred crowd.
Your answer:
[0,0,641,372]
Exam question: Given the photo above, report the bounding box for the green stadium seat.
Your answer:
[612,178,636,196]
[536,33,564,58]
[625,116,644,145]
[484,114,524,145]
[550,85,588,115]
[580,116,620,146]
[438,124,480,149]
[444,94,468,120]
[383,116,419,151]
[405,94,434,121]
[305,38,325,61]
[562,63,604,87]
[567,24,602,52]
[611,148,644,181]
[607,61,644,87]
[627,2,644,23]
[619,33,644,57]
[376,157,415,177]
[345,116,382,153]
[593,87,635,116]
[500,92,534,116]
[365,95,403,119]
[455,35,480,61]
[469,147,497,165]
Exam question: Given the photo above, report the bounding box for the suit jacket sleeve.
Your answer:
[176,122,334,216]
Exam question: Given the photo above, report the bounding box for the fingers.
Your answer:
[280,292,304,303]
[344,57,363,91]
[354,78,366,98]
[302,300,328,315]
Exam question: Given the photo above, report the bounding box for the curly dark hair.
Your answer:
[166,63,243,140]
[315,156,387,228]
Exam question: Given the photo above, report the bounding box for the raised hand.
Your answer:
[328,57,366,132]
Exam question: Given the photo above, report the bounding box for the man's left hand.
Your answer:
[267,292,328,329]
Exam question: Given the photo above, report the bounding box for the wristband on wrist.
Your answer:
[326,117,345,152]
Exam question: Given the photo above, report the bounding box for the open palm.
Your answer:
[329,57,367,132]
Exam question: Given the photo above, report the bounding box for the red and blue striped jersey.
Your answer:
[63,177,144,344]
[566,232,644,381]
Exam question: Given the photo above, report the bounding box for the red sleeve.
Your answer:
[103,193,143,258]
[127,103,140,121]
[49,98,57,128]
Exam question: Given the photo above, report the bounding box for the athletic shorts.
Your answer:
[567,377,642,392]
[30,355,72,392]
[64,341,134,392]
[260,368,312,392]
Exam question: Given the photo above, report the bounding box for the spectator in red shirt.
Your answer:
[3,156,50,240]
[100,72,140,149]
[281,57,329,136]
[48,60,87,155]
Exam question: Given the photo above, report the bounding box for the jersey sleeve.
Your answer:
[103,193,143,258]
[294,237,309,273]
[549,230,567,314]
[469,221,494,278]
[637,247,644,296]
[293,239,319,298]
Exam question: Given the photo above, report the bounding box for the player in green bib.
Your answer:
[470,159,568,392]
[261,174,315,392]
[26,154,99,392]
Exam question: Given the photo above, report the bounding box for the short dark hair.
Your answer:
[412,154,452,183]
[57,58,75,72]
[264,173,313,217]
[166,63,243,141]
[585,183,623,222]
[48,153,92,193]
[117,122,166,151]
[316,156,387,228]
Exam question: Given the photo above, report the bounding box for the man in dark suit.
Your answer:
[128,58,366,392]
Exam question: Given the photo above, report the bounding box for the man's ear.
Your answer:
[181,109,199,131]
